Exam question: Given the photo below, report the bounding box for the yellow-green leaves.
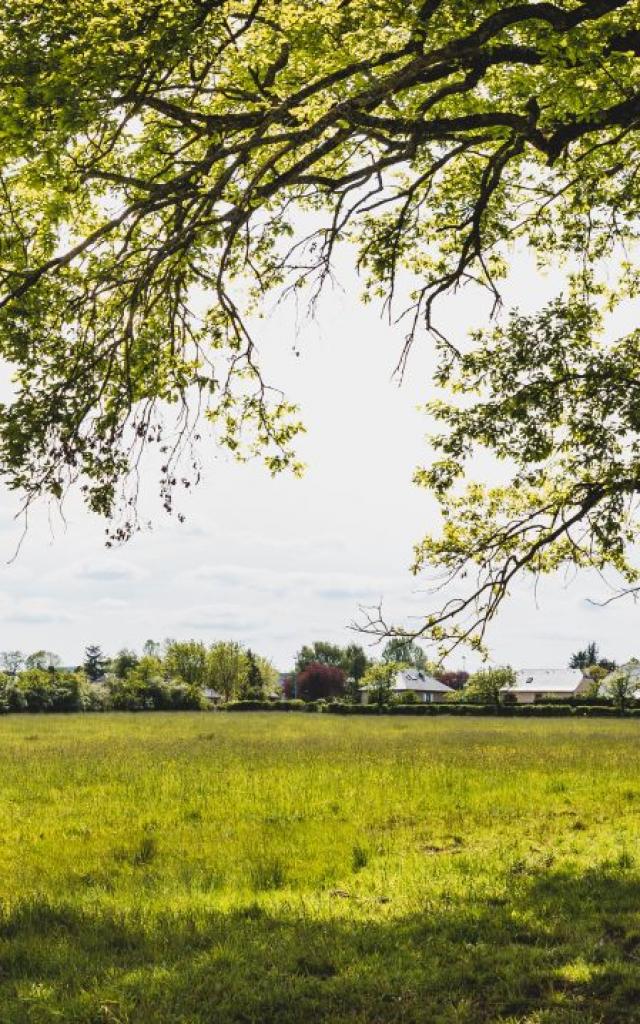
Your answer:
[0,0,638,556]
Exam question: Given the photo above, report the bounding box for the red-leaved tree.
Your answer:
[434,671,469,692]
[296,662,346,701]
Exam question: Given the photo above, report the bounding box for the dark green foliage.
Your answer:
[328,703,601,717]
[239,650,265,701]
[570,642,616,672]
[225,700,305,712]
[381,638,427,669]
[111,648,139,679]
[396,690,420,705]
[295,642,345,673]
[295,643,370,680]
[342,645,370,682]
[294,638,368,679]
[83,645,108,682]
[539,695,617,707]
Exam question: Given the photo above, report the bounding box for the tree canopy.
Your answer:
[1,1,640,644]
[381,637,428,669]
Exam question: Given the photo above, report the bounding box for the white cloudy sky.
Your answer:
[0,247,638,670]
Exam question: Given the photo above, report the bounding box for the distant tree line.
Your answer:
[0,640,279,713]
[0,635,630,714]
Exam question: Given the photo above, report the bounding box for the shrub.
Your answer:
[303,699,327,712]
[573,705,623,717]
[225,699,305,711]
[505,704,573,716]
[167,683,207,711]
[327,702,390,714]
[397,690,420,705]
[536,695,614,707]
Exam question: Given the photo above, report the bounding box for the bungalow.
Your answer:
[360,669,454,705]
[499,668,589,704]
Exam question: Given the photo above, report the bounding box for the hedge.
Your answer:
[327,702,631,717]
[572,705,627,716]
[224,699,306,712]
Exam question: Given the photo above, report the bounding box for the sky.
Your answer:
[0,248,638,671]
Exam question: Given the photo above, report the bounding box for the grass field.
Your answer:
[2,714,640,1023]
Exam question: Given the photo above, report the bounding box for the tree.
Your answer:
[296,663,346,701]
[143,639,162,659]
[296,641,370,680]
[111,648,139,679]
[0,651,24,677]
[132,655,165,685]
[164,640,208,687]
[207,642,248,701]
[570,643,600,671]
[381,638,427,670]
[239,649,265,700]
[360,662,399,706]
[24,650,62,673]
[463,666,515,706]
[570,643,616,672]
[255,655,279,695]
[342,644,370,682]
[434,670,469,692]
[1,0,637,587]
[606,668,637,711]
[83,645,108,682]
[295,643,345,674]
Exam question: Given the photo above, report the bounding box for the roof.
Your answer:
[500,669,585,694]
[360,669,454,694]
[392,669,454,693]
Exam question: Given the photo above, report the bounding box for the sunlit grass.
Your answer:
[2,713,640,1022]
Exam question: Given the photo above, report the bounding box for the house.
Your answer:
[360,669,454,705]
[500,668,590,704]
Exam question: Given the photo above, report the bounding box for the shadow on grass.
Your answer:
[3,865,640,1023]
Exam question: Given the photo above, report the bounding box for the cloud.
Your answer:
[175,604,268,634]
[93,598,131,612]
[2,599,73,625]
[315,586,382,601]
[184,564,395,604]
[74,558,146,583]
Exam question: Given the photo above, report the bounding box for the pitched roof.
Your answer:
[393,669,454,693]
[360,669,454,693]
[500,668,585,694]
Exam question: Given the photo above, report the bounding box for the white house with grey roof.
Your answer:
[360,669,454,705]
[499,668,589,704]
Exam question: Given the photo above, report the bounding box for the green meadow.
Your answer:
[2,713,640,1023]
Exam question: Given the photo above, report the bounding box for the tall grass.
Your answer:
[1,713,640,1022]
